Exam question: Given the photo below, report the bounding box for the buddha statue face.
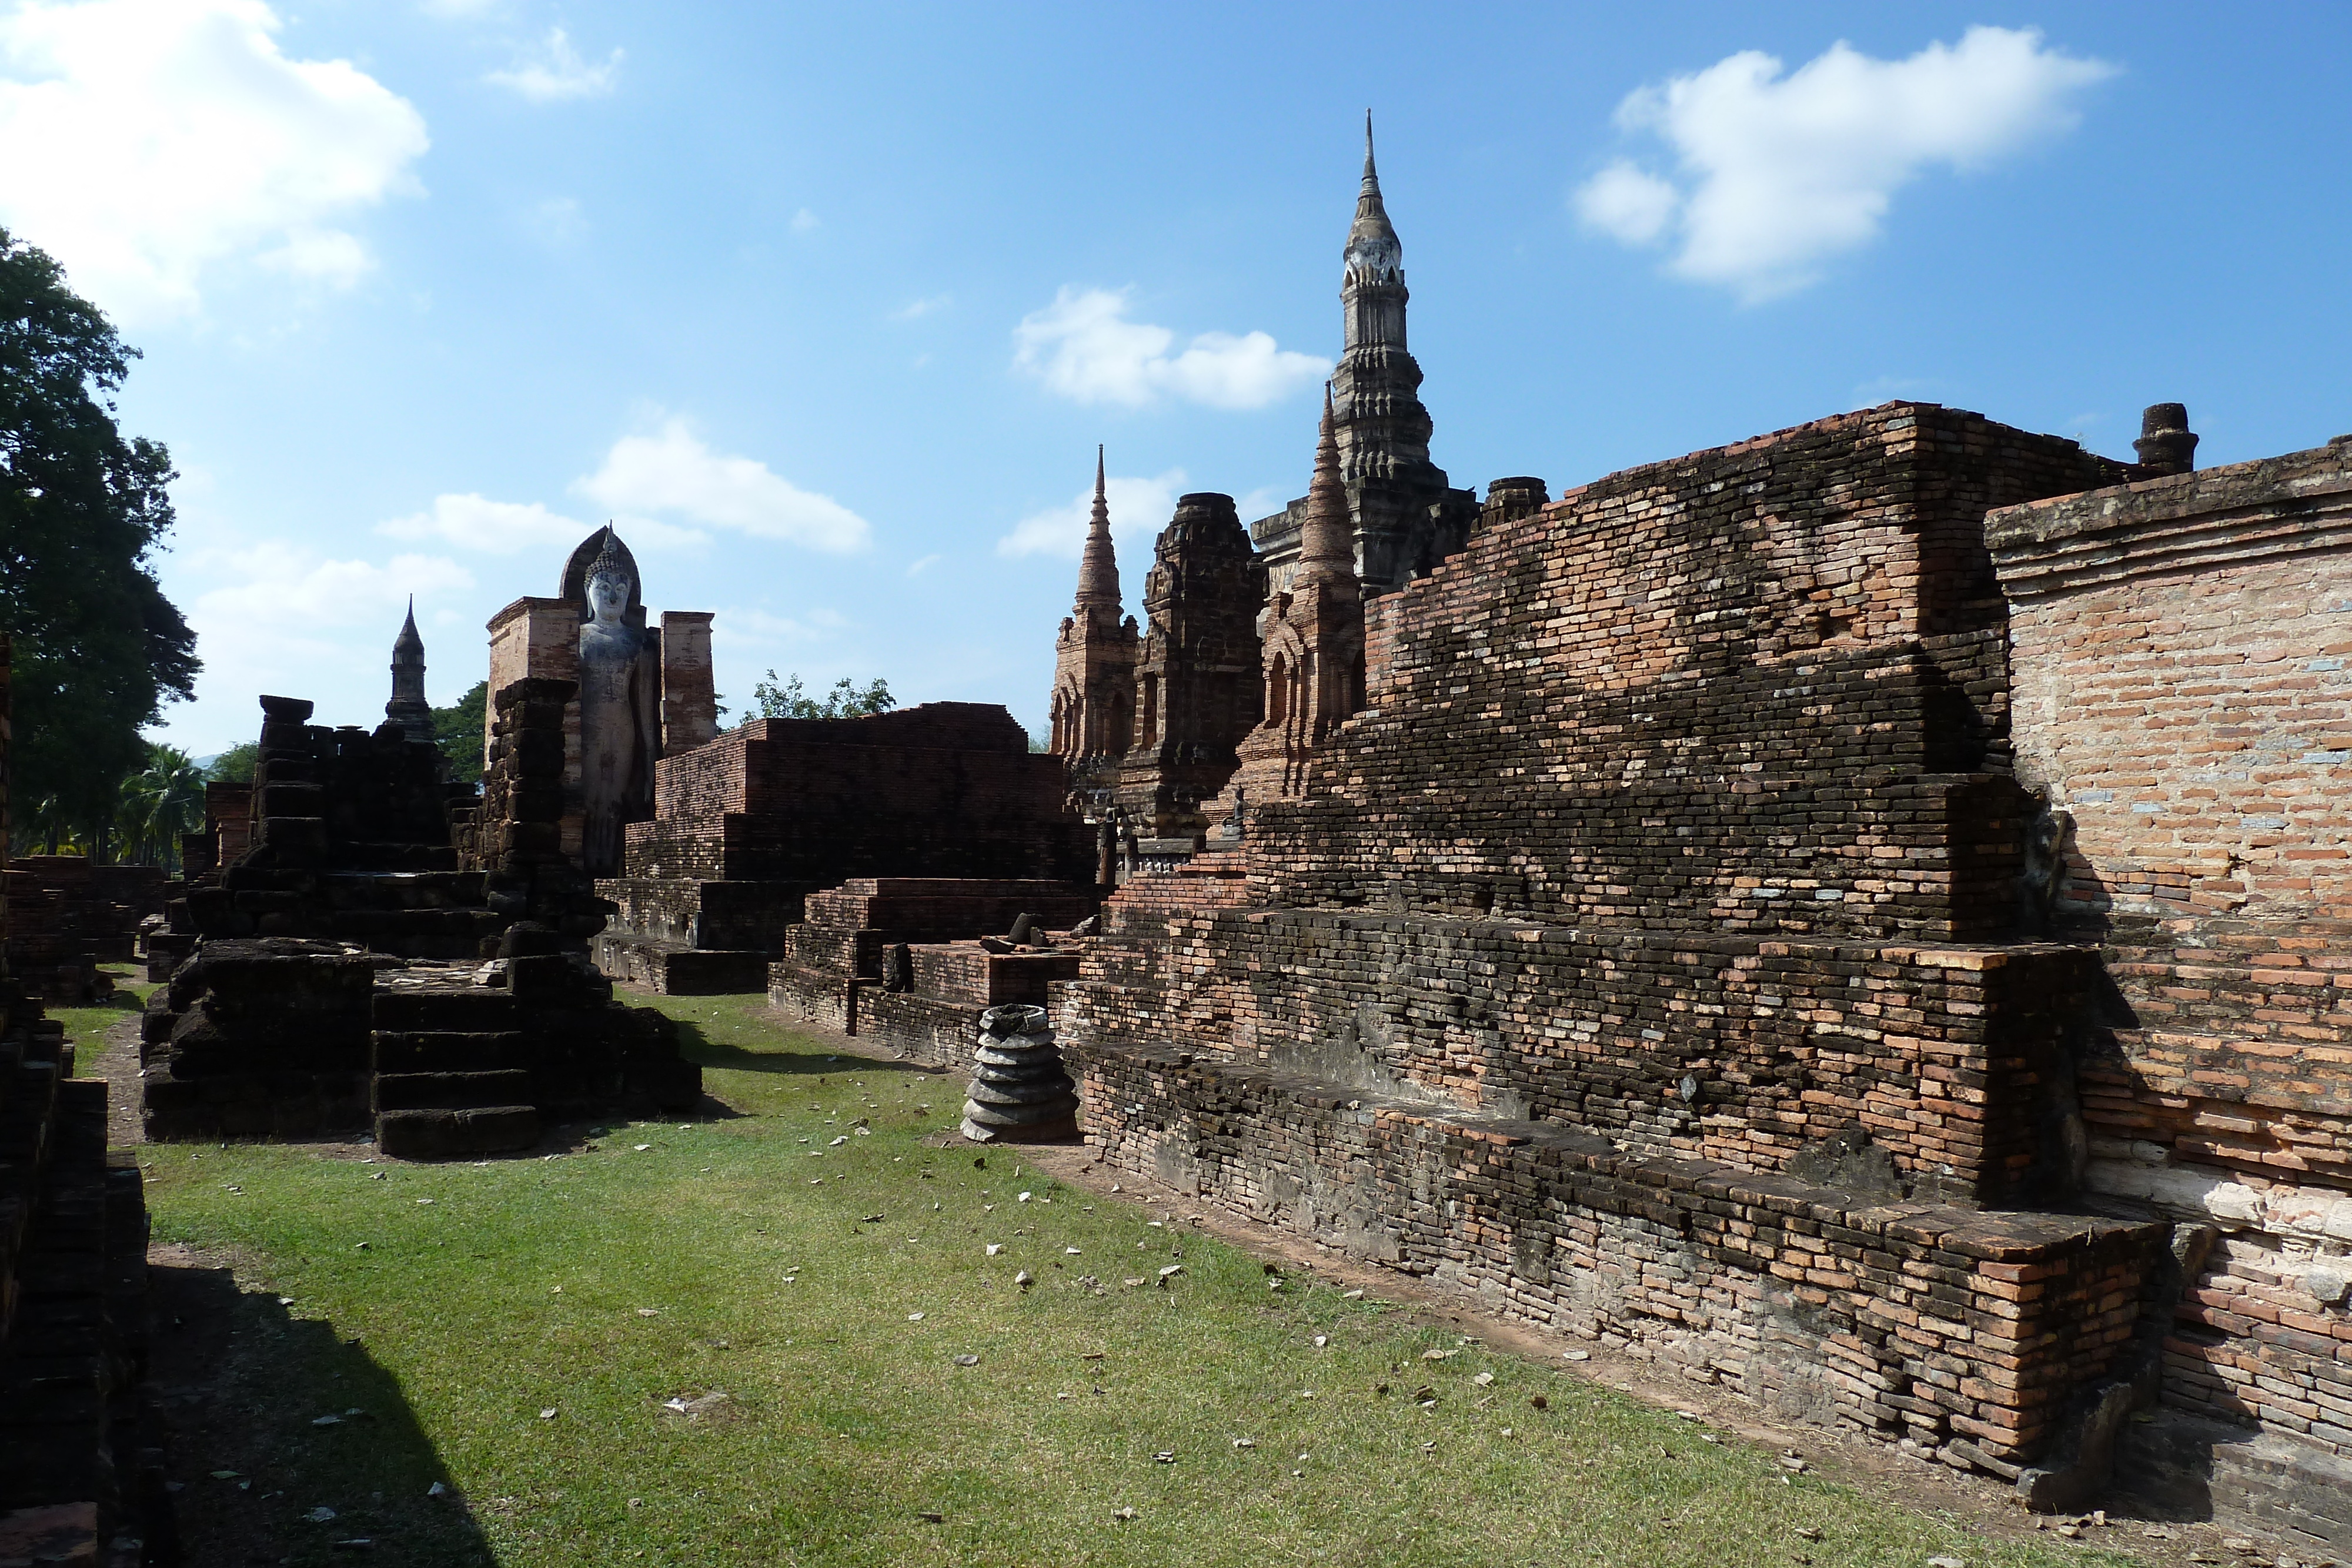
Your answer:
[586,566,631,627]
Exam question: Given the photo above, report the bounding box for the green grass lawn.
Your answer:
[67,986,2136,1568]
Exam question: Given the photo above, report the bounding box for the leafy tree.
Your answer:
[117,741,206,870]
[750,671,896,720]
[432,680,487,785]
[1,225,198,858]
[205,742,259,785]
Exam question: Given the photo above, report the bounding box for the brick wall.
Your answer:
[1071,1041,2162,1470]
[1059,403,2179,1485]
[1291,405,2128,940]
[1990,442,2352,1495]
[626,704,1090,885]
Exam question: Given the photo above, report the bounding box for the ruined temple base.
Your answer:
[1070,1037,2169,1489]
[763,877,1095,1069]
[594,933,774,995]
[139,941,703,1155]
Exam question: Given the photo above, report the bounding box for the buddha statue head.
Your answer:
[583,529,633,631]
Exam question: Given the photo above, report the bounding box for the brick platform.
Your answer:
[767,878,1094,1068]
[598,704,1092,993]
[1060,404,2175,1500]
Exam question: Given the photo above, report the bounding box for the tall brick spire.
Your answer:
[1297,386,1354,583]
[385,595,433,743]
[1074,444,1122,620]
[1049,445,1140,795]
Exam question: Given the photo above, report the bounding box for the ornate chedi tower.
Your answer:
[1224,386,1364,810]
[1251,115,1477,597]
[1047,448,1140,805]
[385,596,435,743]
[1111,491,1264,840]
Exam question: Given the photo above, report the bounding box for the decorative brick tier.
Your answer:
[1068,902,2094,1208]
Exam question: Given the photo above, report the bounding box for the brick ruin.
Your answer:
[767,878,1096,1066]
[1037,392,2352,1548]
[1112,491,1263,842]
[0,634,169,1562]
[146,631,702,1156]
[1987,426,2352,1539]
[600,701,1097,1039]
[3,856,166,1002]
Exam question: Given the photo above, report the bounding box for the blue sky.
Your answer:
[4,1,2348,755]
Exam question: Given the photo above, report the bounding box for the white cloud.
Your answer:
[1574,27,2116,300]
[0,0,429,325]
[576,417,871,554]
[523,195,585,246]
[790,208,821,234]
[378,492,703,555]
[185,543,475,716]
[906,553,941,576]
[1575,162,1679,246]
[485,26,620,102]
[710,606,846,648]
[1013,287,1327,410]
[997,467,1187,560]
[894,294,950,320]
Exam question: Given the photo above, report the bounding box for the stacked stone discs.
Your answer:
[961,1004,1078,1142]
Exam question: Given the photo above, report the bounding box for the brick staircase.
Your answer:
[370,987,540,1158]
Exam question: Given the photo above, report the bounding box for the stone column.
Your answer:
[659,611,717,754]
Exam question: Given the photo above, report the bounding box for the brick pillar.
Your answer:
[659,611,717,754]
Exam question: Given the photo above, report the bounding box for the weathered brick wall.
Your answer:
[1070,1042,2162,1470]
[1075,902,2090,1206]
[1058,403,2184,1493]
[626,705,1090,885]
[1990,444,2352,1490]
[1295,407,2124,940]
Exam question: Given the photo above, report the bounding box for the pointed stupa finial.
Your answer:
[386,593,432,740]
[393,593,423,658]
[1298,384,1355,581]
[1347,112,1401,285]
[1074,444,1122,617]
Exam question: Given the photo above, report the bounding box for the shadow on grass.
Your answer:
[670,1017,950,1081]
[151,1249,495,1568]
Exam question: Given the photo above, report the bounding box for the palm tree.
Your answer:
[119,743,206,871]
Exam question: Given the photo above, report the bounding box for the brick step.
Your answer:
[372,1030,531,1074]
[373,1069,534,1113]
[376,1105,539,1160]
[370,989,518,1031]
[329,843,461,872]
[318,910,499,938]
